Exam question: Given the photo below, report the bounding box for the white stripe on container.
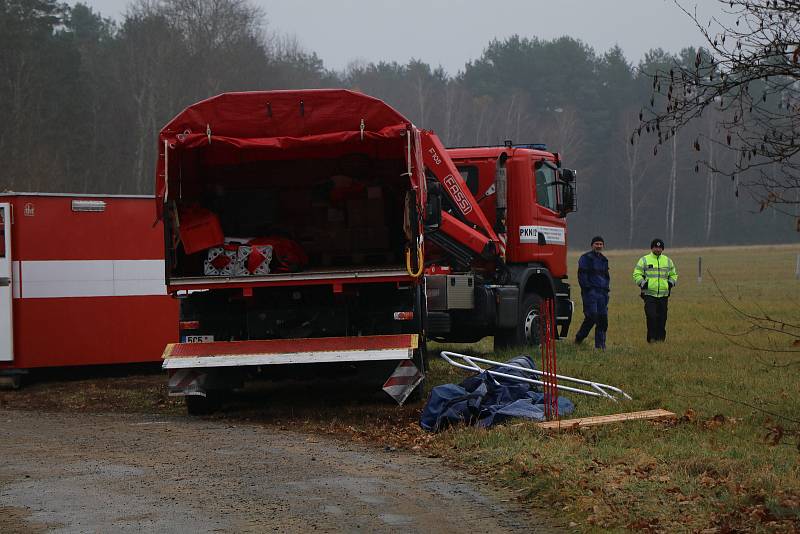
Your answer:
[12,259,167,299]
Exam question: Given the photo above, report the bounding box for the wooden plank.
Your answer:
[536,409,676,430]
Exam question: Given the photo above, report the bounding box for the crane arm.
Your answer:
[418,130,501,260]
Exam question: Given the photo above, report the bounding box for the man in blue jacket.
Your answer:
[575,236,610,349]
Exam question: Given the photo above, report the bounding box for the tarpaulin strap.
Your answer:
[405,236,424,278]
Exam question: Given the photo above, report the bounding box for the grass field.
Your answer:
[2,244,797,531]
[428,244,800,531]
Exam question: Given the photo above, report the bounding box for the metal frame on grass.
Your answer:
[439,351,632,402]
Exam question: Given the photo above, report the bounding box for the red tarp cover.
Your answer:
[156,89,420,216]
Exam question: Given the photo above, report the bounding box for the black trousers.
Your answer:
[643,295,669,342]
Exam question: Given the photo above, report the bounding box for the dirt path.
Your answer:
[0,409,549,533]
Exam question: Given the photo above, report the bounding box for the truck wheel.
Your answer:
[494,293,541,350]
[0,375,22,390]
[185,393,222,416]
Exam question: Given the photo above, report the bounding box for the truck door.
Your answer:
[532,161,567,275]
[0,203,12,362]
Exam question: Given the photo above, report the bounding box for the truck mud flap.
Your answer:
[162,334,418,369]
[167,369,207,397]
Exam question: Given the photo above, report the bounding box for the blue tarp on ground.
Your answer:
[419,355,575,432]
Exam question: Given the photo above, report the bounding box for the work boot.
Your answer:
[595,330,606,351]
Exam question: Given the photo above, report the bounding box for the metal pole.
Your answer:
[795,253,800,280]
[698,256,702,283]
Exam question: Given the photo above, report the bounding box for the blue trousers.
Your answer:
[575,290,609,348]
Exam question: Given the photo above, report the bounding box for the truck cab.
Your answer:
[448,145,574,274]
[423,143,577,348]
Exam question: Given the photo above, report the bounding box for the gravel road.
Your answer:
[0,409,550,533]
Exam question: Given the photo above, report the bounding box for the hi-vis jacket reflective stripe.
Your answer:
[632,252,677,297]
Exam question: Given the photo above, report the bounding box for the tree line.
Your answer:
[1,0,796,248]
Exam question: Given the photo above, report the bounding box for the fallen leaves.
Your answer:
[703,414,727,430]
[627,517,661,530]
[699,470,723,488]
[764,423,784,446]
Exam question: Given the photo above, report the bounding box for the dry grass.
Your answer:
[427,244,800,531]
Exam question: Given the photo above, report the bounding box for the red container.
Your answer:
[179,207,224,254]
[0,192,179,370]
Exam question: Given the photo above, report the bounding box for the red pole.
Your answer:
[539,303,548,419]
[550,298,558,420]
[538,298,559,421]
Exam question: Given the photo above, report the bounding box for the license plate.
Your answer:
[182,335,214,343]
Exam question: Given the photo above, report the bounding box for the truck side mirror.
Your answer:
[559,168,577,182]
[558,183,577,217]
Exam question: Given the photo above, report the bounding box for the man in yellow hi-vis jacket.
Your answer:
[632,238,678,342]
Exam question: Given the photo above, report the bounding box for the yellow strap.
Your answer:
[405,242,424,278]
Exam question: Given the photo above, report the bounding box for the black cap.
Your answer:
[650,238,665,249]
[590,235,604,245]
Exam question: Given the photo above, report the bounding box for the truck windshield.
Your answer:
[456,165,479,196]
[534,161,558,212]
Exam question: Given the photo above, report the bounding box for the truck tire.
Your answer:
[185,393,222,416]
[494,293,541,350]
[0,375,22,390]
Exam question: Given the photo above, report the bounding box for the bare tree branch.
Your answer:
[639,0,800,227]
[706,390,800,425]
[695,270,800,353]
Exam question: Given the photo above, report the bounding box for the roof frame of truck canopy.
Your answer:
[156,89,426,219]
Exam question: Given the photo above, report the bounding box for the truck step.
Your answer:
[162,334,419,369]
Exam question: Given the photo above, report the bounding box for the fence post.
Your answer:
[698,256,702,283]
[795,253,799,280]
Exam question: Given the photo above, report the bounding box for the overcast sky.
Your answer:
[80,0,726,75]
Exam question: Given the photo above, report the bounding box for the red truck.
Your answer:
[157,89,576,413]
